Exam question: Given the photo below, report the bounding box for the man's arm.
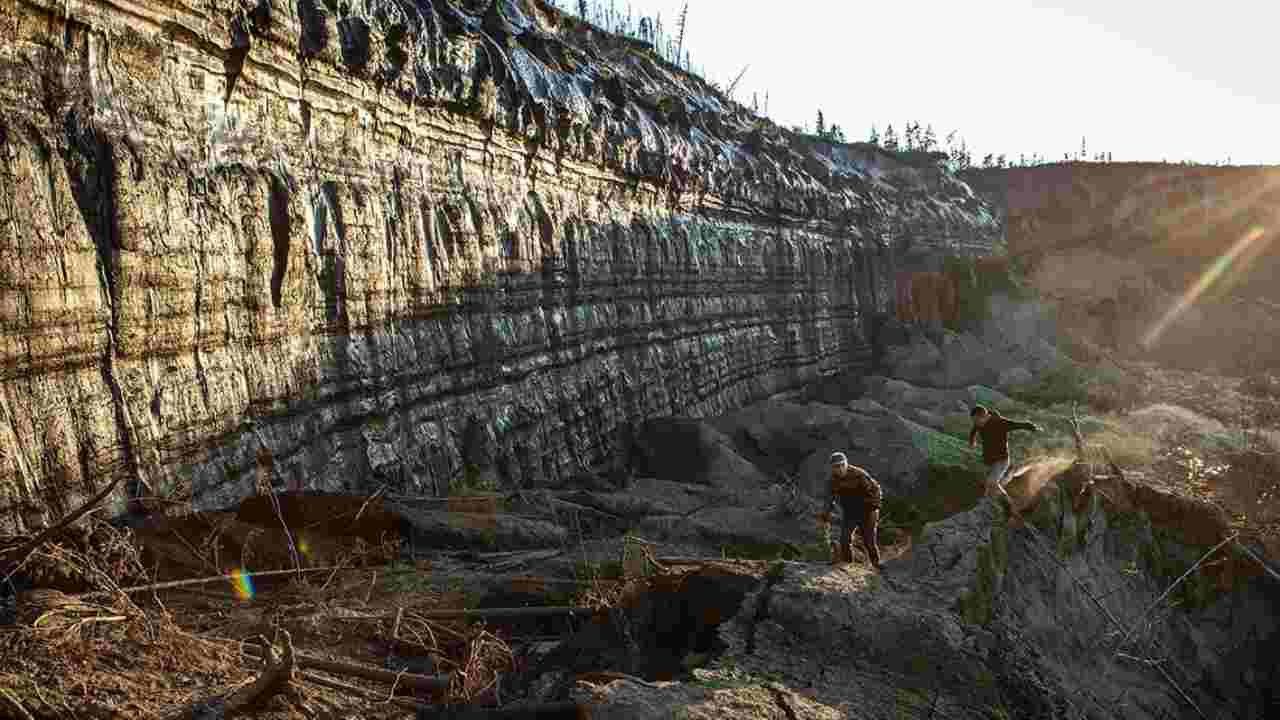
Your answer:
[1010,418,1041,432]
[968,424,979,449]
[863,472,883,508]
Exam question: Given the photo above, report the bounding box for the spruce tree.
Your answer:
[883,124,899,151]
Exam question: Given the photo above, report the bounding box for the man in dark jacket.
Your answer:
[968,405,1041,496]
[816,452,883,570]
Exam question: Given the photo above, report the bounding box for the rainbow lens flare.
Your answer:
[230,568,255,600]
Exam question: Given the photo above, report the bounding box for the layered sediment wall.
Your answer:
[0,0,998,530]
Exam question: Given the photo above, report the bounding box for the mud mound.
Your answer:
[1128,403,1228,435]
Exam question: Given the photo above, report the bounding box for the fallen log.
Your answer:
[413,701,588,719]
[241,641,451,693]
[161,631,297,720]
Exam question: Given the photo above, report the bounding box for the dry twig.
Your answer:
[240,640,451,693]
[1117,533,1239,648]
[160,630,298,720]
[1,474,126,581]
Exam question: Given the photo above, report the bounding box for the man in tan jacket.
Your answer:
[816,452,883,570]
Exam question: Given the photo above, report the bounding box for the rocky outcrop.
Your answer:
[569,470,1280,719]
[966,164,1280,373]
[0,0,999,531]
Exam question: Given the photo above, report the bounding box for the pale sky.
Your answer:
[567,0,1280,165]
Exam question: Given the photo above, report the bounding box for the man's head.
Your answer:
[830,451,849,475]
[971,405,991,427]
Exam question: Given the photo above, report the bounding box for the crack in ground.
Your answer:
[743,567,785,656]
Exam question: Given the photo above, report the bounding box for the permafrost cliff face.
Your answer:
[0,0,997,530]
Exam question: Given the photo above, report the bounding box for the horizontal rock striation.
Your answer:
[0,0,998,530]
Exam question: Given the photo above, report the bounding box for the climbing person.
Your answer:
[968,405,1041,497]
[815,452,883,571]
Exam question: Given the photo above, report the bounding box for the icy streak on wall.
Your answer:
[0,0,997,528]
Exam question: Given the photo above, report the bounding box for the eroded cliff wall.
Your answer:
[0,0,998,530]
[966,164,1280,371]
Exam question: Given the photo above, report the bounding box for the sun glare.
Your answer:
[1141,225,1271,350]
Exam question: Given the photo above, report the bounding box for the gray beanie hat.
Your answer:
[829,451,848,465]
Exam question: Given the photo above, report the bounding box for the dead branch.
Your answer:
[1232,540,1280,583]
[161,630,297,720]
[1017,521,1125,633]
[240,641,451,693]
[1,473,126,579]
[0,688,36,720]
[1069,402,1086,458]
[413,605,597,621]
[1118,533,1239,648]
[352,485,388,524]
[1154,661,1209,720]
[266,485,304,581]
[288,669,426,712]
[78,565,350,598]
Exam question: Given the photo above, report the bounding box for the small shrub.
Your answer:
[574,559,625,580]
[881,463,986,539]
[1010,362,1140,412]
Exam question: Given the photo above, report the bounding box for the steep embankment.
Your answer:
[570,468,1280,720]
[0,0,999,530]
[965,164,1280,373]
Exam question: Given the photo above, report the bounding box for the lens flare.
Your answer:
[297,535,311,559]
[230,568,255,600]
[1141,226,1270,350]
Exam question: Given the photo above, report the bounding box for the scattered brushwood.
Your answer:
[449,629,516,705]
[1,475,126,573]
[160,631,299,720]
[3,518,152,595]
[14,588,133,644]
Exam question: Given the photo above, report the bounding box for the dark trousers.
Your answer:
[837,496,881,566]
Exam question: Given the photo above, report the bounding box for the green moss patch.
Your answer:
[882,463,987,540]
[958,511,1010,625]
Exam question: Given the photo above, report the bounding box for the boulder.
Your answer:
[847,397,889,415]
[708,401,867,477]
[635,506,819,551]
[795,412,931,498]
[997,366,1034,391]
[573,677,844,720]
[861,376,1016,419]
[882,332,945,384]
[632,418,772,492]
